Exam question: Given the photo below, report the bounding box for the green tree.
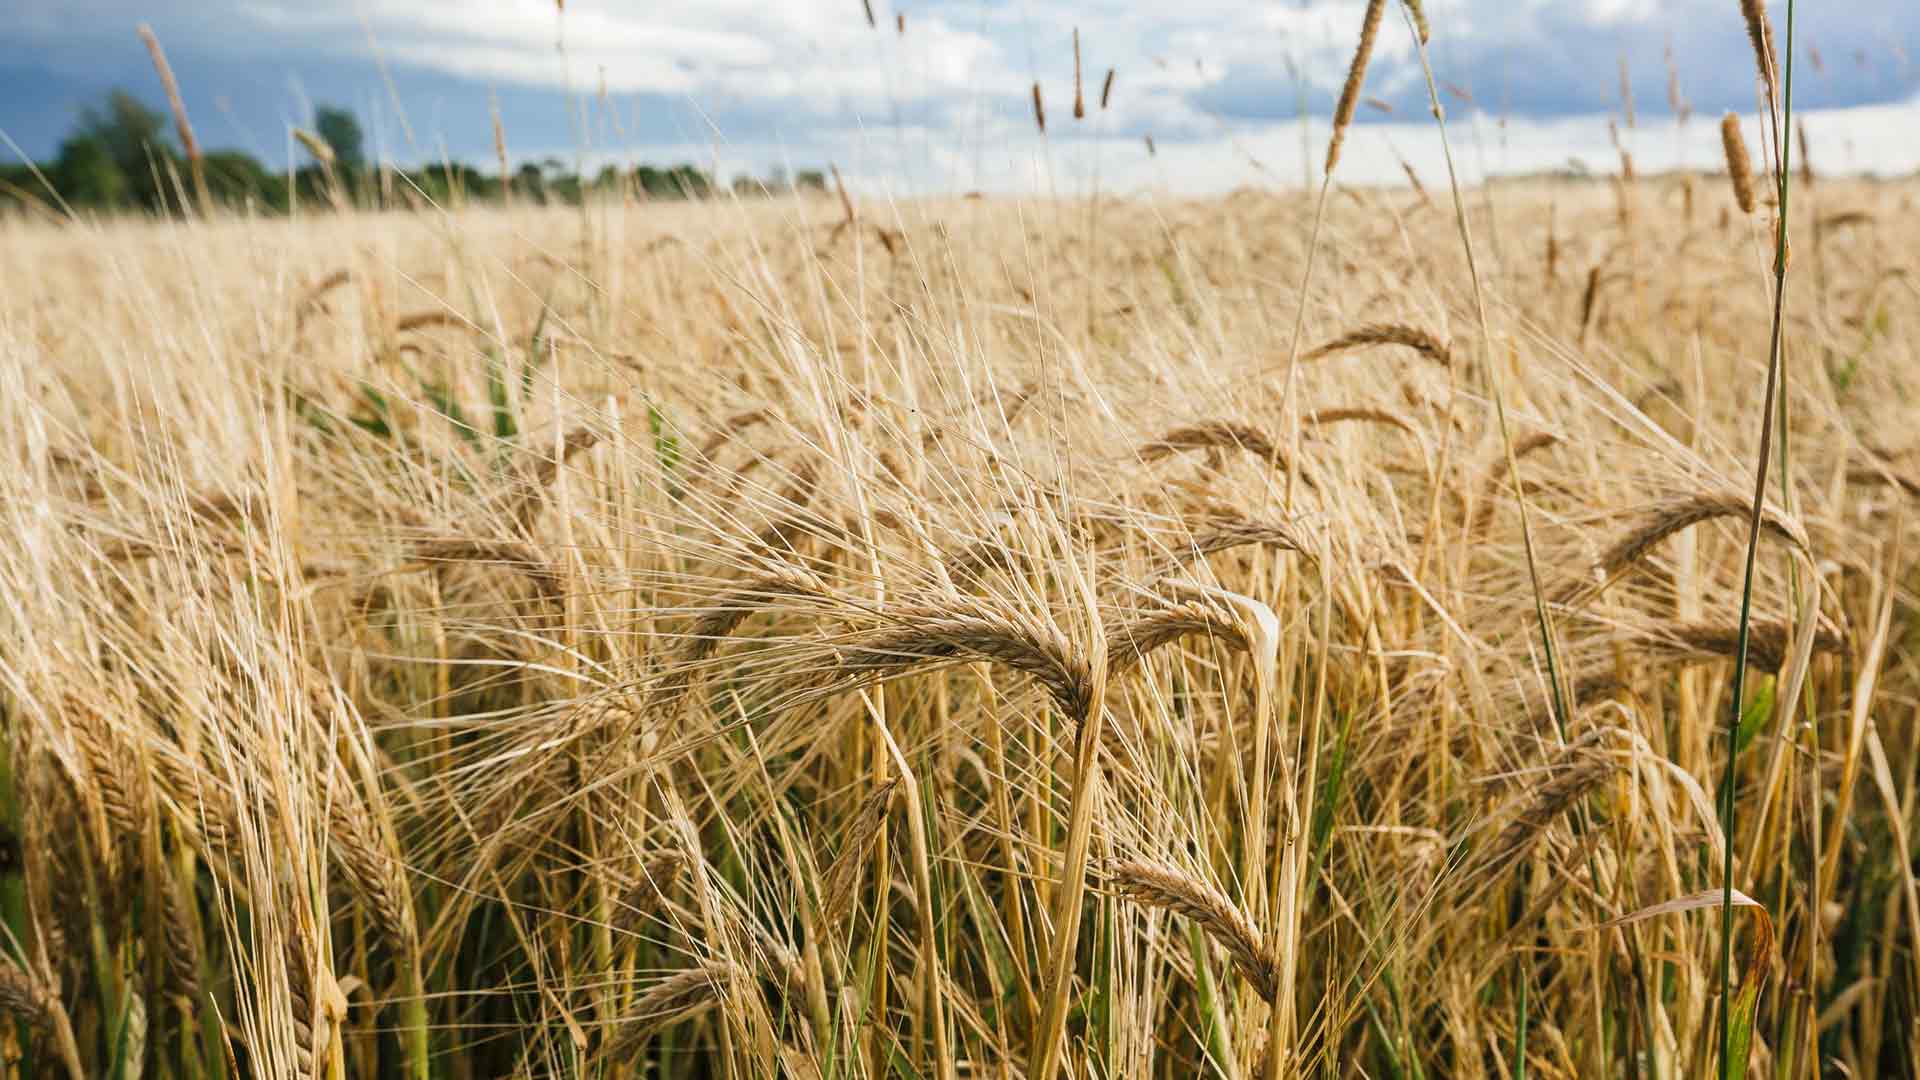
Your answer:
[0,161,43,210]
[515,162,546,201]
[640,164,710,199]
[76,90,173,208]
[314,105,366,172]
[53,135,129,207]
[203,149,281,210]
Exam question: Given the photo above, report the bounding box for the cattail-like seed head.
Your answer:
[1618,55,1635,128]
[1665,38,1689,121]
[829,163,855,225]
[1032,81,1047,134]
[1545,202,1559,280]
[1579,265,1603,340]
[1100,67,1115,109]
[1721,112,1756,213]
[1402,160,1431,207]
[1796,119,1813,188]
[1403,0,1430,45]
[138,26,198,163]
[1073,29,1085,119]
[896,12,904,33]
[1326,0,1387,176]
[491,95,511,201]
[1740,0,1779,103]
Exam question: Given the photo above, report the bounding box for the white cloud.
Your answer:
[11,0,1918,190]
[239,0,1012,113]
[1583,0,1661,26]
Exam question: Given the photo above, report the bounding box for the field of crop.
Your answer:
[3,89,1920,1080]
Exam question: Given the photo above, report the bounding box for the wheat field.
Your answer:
[2,95,1919,1079]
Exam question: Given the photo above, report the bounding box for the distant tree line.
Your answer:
[0,88,825,217]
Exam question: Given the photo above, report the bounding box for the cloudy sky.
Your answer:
[3,0,1917,192]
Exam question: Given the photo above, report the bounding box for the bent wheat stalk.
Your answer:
[1721,2,1796,1070]
[1029,573,1110,1080]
